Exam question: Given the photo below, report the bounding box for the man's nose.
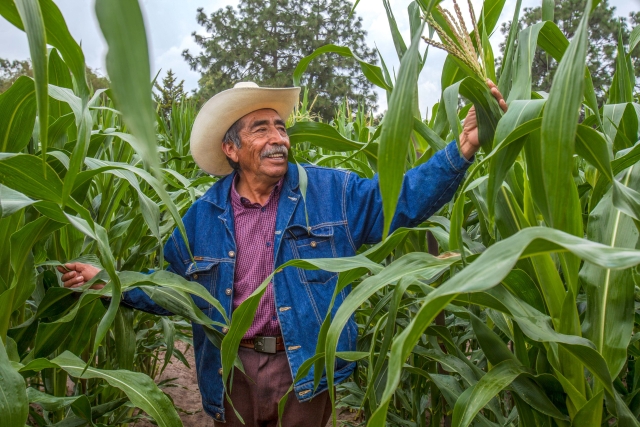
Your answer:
[267,127,288,144]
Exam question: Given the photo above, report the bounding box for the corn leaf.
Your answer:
[95,0,160,176]
[14,0,48,165]
[0,76,36,153]
[0,340,28,427]
[292,44,391,91]
[377,25,423,238]
[21,351,183,427]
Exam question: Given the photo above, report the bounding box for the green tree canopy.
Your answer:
[182,0,378,119]
[498,0,640,102]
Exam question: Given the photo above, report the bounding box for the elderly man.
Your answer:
[60,81,507,426]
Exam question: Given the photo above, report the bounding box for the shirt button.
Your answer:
[225,288,232,296]
[193,274,199,279]
[261,207,266,212]
[222,327,229,334]
[310,241,317,248]
[266,241,271,247]
[228,251,235,258]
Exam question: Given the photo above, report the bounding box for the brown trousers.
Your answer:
[213,346,332,427]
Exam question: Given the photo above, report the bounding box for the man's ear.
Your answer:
[221,141,239,162]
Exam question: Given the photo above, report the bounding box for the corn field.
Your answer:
[1,0,640,426]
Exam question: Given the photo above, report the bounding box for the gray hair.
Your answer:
[223,117,244,170]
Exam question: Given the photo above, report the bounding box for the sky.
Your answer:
[1,0,638,116]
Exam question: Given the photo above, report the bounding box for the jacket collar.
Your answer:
[200,162,300,209]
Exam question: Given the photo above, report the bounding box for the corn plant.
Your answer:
[281,0,640,426]
[3,0,640,426]
[0,0,225,426]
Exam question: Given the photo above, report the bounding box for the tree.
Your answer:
[498,0,640,102]
[182,0,378,119]
[0,58,32,92]
[0,57,109,93]
[153,69,186,121]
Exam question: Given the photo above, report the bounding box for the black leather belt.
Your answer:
[239,336,285,353]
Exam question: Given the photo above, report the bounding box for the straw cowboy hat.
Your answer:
[190,82,301,176]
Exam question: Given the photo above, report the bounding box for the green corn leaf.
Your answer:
[487,99,545,221]
[542,0,554,21]
[382,0,406,60]
[0,339,28,427]
[603,103,638,152]
[477,0,506,36]
[367,226,640,425]
[0,153,63,202]
[292,44,390,91]
[95,0,160,177]
[21,351,183,427]
[412,117,447,153]
[452,360,530,427]
[288,121,378,164]
[538,0,592,294]
[0,185,36,218]
[575,124,613,181]
[609,31,634,104]
[497,0,522,98]
[378,24,423,238]
[14,0,48,166]
[0,76,36,153]
[581,166,639,386]
[630,25,640,52]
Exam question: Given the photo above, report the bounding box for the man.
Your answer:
[60,81,507,426]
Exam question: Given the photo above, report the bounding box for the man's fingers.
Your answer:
[489,85,508,113]
[63,275,85,288]
[61,270,77,282]
[499,99,508,113]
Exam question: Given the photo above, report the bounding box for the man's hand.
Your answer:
[57,263,103,290]
[459,79,508,160]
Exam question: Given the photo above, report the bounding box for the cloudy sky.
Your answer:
[1,0,637,115]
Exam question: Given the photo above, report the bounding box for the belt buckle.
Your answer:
[254,337,277,354]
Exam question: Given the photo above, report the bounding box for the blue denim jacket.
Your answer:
[121,141,471,421]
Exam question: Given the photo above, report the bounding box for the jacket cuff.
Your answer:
[444,141,474,173]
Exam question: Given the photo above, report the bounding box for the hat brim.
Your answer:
[190,86,301,176]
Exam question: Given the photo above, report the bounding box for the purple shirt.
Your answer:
[230,176,283,338]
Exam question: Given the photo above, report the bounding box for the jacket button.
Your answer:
[225,288,232,296]
[193,274,198,279]
[310,241,317,248]
[218,368,223,375]
[222,327,229,334]
[228,251,235,258]
[215,413,221,419]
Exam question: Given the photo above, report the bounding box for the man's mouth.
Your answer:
[262,147,288,160]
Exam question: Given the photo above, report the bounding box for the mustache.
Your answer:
[261,145,288,158]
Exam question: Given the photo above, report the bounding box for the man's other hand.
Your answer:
[459,79,508,160]
[57,263,103,290]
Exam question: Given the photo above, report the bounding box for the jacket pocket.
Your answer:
[285,225,338,285]
[185,259,220,309]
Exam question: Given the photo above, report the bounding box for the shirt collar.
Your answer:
[231,175,284,208]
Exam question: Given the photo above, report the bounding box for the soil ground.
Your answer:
[136,342,359,427]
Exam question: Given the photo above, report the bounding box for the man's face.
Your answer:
[222,109,290,180]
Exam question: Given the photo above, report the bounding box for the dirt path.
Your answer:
[137,342,359,426]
